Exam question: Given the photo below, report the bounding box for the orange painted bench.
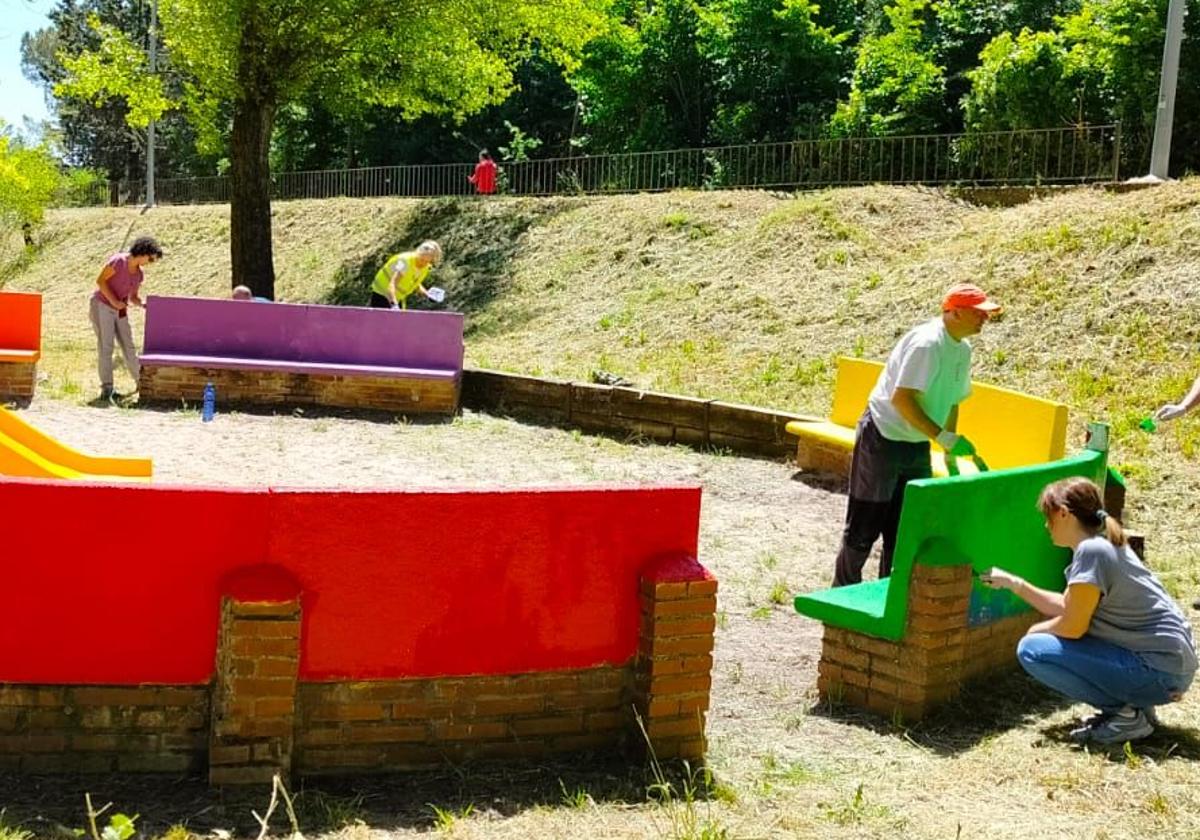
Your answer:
[0,291,41,401]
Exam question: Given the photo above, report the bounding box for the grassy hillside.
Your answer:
[3,183,1199,591]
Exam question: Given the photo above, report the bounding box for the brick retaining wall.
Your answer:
[463,369,815,458]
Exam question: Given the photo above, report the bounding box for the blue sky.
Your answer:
[0,0,55,129]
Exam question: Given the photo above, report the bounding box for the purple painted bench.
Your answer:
[138,295,464,414]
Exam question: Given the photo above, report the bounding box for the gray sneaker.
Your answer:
[1071,708,1115,741]
[1086,707,1155,745]
[1076,706,1159,730]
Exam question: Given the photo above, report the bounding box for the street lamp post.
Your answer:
[1148,0,1187,180]
[145,0,157,207]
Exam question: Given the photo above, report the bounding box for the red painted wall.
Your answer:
[1,479,701,684]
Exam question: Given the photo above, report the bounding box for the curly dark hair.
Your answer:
[129,236,163,259]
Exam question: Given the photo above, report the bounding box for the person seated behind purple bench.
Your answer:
[982,477,1196,744]
[232,285,271,302]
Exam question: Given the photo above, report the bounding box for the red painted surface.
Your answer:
[643,554,715,583]
[0,291,42,354]
[1,478,702,684]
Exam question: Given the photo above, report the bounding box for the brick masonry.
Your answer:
[633,559,718,761]
[0,362,36,401]
[0,559,717,784]
[794,436,853,477]
[816,564,1036,722]
[139,365,459,414]
[210,598,301,785]
[462,368,815,458]
[0,685,208,774]
[296,666,632,774]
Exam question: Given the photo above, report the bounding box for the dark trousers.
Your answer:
[833,413,931,587]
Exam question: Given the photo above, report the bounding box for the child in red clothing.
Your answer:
[468,150,497,195]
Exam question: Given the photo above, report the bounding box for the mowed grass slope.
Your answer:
[3,183,1198,590]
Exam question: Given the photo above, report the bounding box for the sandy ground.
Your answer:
[3,402,1198,840]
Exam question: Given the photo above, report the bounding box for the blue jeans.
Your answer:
[1017,633,1195,713]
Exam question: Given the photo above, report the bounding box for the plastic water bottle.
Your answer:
[202,382,216,423]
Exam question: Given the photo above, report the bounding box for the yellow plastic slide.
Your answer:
[0,406,152,480]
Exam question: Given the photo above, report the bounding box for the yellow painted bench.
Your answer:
[786,357,1068,477]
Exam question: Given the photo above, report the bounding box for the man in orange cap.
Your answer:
[833,283,1003,586]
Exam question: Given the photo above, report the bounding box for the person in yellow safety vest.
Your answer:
[370,240,443,309]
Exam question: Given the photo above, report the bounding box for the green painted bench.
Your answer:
[795,424,1111,720]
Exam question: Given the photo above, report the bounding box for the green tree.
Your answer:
[0,126,62,230]
[830,0,947,136]
[58,0,605,298]
[22,1,213,181]
[572,0,716,152]
[699,0,852,143]
[962,29,1093,130]
[931,0,1082,129]
[963,0,1200,171]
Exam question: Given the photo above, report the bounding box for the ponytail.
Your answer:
[1096,508,1127,548]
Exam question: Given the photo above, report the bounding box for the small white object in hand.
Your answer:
[427,287,446,303]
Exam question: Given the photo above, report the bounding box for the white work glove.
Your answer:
[935,430,976,457]
[979,567,1023,592]
[1155,403,1188,422]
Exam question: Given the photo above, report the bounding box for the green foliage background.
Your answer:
[18,0,1200,177]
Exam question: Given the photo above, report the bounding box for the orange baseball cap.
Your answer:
[942,283,1002,313]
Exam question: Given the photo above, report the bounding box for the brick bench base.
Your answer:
[795,436,853,477]
[817,565,1037,722]
[0,362,36,401]
[2,558,717,784]
[139,365,459,414]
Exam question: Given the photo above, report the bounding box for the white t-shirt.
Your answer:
[867,318,972,443]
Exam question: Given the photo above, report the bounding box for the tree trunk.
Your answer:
[230,98,277,299]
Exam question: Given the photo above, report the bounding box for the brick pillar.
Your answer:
[817,563,971,722]
[896,563,971,714]
[633,555,717,762]
[210,597,301,786]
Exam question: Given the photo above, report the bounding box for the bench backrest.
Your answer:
[884,445,1108,636]
[830,356,1067,469]
[829,357,880,427]
[143,295,464,371]
[0,291,41,352]
[1,479,702,684]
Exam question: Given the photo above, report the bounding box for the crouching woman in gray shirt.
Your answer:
[981,477,1196,745]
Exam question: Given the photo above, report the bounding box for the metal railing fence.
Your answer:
[70,124,1121,207]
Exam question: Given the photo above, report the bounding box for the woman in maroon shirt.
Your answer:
[89,236,163,401]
